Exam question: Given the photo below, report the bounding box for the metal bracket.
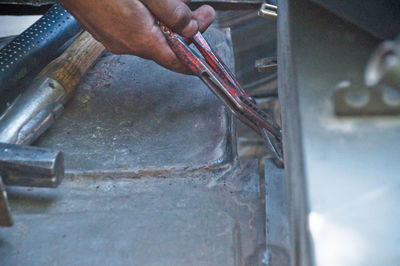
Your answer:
[259,2,277,19]
[335,37,400,116]
[334,81,400,116]
[255,56,277,72]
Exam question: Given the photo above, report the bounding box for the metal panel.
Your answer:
[34,28,236,177]
[264,159,290,265]
[279,0,400,265]
[0,160,265,265]
[310,0,400,40]
[277,1,313,265]
[0,27,267,265]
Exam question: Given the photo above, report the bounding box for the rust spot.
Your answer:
[138,168,173,177]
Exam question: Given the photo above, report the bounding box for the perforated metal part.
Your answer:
[0,3,81,105]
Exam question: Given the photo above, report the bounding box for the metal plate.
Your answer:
[279,0,400,265]
[310,0,400,40]
[264,159,290,266]
[0,160,265,265]
[0,28,266,265]
[34,28,236,178]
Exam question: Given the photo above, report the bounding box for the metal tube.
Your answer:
[0,78,66,144]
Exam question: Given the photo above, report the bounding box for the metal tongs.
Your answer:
[158,22,283,166]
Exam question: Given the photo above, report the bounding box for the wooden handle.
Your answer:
[39,31,105,99]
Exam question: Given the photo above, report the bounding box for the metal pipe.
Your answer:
[0,78,65,144]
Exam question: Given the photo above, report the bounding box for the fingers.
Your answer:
[145,25,192,74]
[152,49,192,74]
[61,0,213,74]
[192,5,216,32]
[141,0,195,37]
[141,0,214,38]
[153,5,214,73]
[138,0,215,74]
[142,3,215,74]
[151,48,192,74]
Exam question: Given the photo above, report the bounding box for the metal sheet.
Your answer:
[279,0,400,265]
[264,159,290,266]
[310,0,400,40]
[0,27,268,265]
[277,1,313,265]
[0,160,265,265]
[34,28,236,178]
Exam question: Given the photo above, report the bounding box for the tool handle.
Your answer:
[0,32,104,144]
[0,4,82,97]
[39,31,105,99]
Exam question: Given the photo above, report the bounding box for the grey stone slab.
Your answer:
[0,160,264,266]
[34,28,236,177]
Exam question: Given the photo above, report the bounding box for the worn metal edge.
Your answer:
[277,0,314,265]
[63,107,237,179]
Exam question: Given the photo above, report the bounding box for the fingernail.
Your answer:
[181,19,199,38]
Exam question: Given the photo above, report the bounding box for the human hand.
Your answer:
[59,0,215,74]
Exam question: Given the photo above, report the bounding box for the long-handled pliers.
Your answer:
[158,22,283,166]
